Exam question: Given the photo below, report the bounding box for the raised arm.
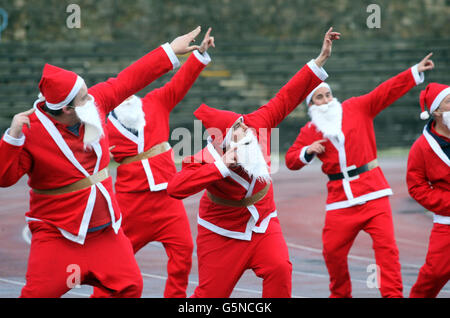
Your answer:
[246,28,340,128]
[167,145,236,200]
[145,27,214,112]
[167,159,227,200]
[89,27,205,113]
[406,140,450,216]
[353,53,434,118]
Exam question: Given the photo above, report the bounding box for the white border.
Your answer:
[45,76,85,110]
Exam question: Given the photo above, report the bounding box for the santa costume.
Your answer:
[0,43,179,297]
[93,50,211,298]
[285,65,426,298]
[167,59,328,297]
[407,83,450,298]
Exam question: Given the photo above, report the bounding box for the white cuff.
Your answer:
[300,146,315,165]
[307,59,329,81]
[193,50,211,65]
[161,42,181,70]
[214,159,231,178]
[411,64,424,86]
[3,128,25,147]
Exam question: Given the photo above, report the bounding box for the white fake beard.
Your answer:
[230,130,271,183]
[308,98,343,139]
[74,95,104,148]
[442,111,450,130]
[114,95,146,132]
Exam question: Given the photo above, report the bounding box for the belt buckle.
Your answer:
[342,165,359,181]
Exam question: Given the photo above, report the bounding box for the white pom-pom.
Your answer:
[420,111,430,120]
[37,92,45,102]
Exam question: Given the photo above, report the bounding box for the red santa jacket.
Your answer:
[167,60,328,240]
[107,50,210,193]
[407,121,450,224]
[285,65,424,211]
[0,44,178,244]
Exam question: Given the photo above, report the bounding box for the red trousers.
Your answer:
[409,223,450,298]
[322,196,403,298]
[21,221,142,298]
[93,190,193,298]
[192,217,292,298]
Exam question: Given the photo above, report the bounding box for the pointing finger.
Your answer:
[190,26,201,39]
[22,108,36,116]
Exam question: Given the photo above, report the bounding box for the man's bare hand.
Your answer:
[315,27,341,68]
[306,139,327,155]
[198,27,215,54]
[222,145,238,168]
[9,108,35,139]
[170,26,203,55]
[417,53,434,73]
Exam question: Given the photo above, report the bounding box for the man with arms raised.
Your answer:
[0,27,203,298]
[167,28,340,297]
[285,53,434,297]
[93,27,215,298]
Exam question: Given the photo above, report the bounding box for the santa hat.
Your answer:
[194,104,243,147]
[419,83,450,120]
[306,82,332,105]
[38,64,85,110]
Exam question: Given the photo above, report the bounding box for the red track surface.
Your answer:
[0,156,449,298]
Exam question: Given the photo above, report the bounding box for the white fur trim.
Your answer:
[433,214,450,225]
[193,50,211,65]
[423,125,450,167]
[420,111,430,120]
[214,159,231,178]
[221,116,243,148]
[306,59,329,81]
[306,82,331,105]
[430,87,450,115]
[161,42,181,70]
[197,210,277,241]
[45,76,85,110]
[299,146,315,165]
[411,64,425,86]
[325,188,393,211]
[3,128,25,146]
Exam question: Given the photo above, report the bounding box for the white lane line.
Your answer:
[22,225,31,245]
[293,270,450,294]
[286,242,421,269]
[0,278,90,297]
[141,272,306,298]
[21,226,422,270]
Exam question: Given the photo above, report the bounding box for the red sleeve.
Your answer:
[143,52,208,113]
[352,67,421,118]
[406,140,450,216]
[285,123,318,170]
[245,61,326,129]
[0,135,32,187]
[167,157,227,200]
[88,46,174,114]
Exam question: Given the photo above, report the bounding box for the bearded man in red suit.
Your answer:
[285,53,434,298]
[167,28,341,298]
[0,28,204,298]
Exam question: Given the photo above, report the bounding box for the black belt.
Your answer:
[328,159,378,181]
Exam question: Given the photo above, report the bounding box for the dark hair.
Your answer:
[42,98,75,116]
